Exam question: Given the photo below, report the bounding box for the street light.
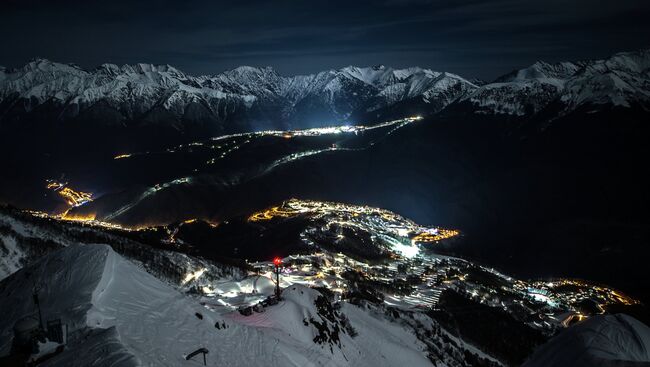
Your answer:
[273,257,282,299]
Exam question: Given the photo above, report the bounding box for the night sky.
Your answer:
[2,0,649,80]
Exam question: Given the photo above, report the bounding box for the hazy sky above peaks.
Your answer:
[2,0,649,80]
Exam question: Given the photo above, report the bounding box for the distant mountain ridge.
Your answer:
[1,48,647,132]
[0,60,475,132]
[463,49,650,116]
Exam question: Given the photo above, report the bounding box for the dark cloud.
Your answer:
[1,0,649,79]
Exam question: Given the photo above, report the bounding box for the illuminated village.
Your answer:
[155,199,638,336]
[194,248,638,334]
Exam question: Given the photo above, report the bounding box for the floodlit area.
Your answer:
[248,198,459,245]
[45,180,93,207]
[209,116,423,142]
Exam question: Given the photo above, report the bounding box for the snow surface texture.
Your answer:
[523,313,650,367]
[0,244,436,366]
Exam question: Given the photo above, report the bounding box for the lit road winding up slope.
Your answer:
[66,116,422,224]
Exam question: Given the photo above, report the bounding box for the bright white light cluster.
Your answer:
[249,199,458,257]
[209,116,422,142]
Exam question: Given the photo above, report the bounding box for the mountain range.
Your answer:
[1,49,648,134]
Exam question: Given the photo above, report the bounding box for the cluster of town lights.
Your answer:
[46,180,93,207]
[248,199,459,246]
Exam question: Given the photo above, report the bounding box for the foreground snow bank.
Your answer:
[0,244,109,355]
[230,284,432,366]
[523,313,650,367]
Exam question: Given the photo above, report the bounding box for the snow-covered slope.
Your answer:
[1,244,253,365]
[522,313,650,367]
[0,207,245,285]
[1,211,67,279]
[463,49,650,116]
[0,244,443,366]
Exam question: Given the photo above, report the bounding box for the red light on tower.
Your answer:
[273,257,282,299]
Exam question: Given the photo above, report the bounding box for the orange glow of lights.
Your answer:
[46,182,64,190]
[412,228,459,243]
[61,211,97,222]
[248,206,298,222]
[58,187,93,207]
[46,180,93,207]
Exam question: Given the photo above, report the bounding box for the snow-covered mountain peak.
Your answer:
[496,48,650,84]
[341,65,398,86]
[0,58,467,126]
[586,48,650,74]
[118,62,176,76]
[515,61,581,81]
[0,49,647,131]
[17,58,85,76]
[23,57,59,69]
[494,60,582,84]
[96,63,121,75]
[393,66,425,79]
[464,48,650,116]
[340,65,439,87]
[223,65,277,77]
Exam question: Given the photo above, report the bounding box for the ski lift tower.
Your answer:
[273,257,283,299]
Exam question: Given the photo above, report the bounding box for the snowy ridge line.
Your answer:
[0,244,486,366]
[462,48,650,116]
[0,206,246,285]
[0,59,472,126]
[522,313,650,367]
